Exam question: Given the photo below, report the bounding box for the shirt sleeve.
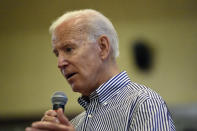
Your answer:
[130,98,176,131]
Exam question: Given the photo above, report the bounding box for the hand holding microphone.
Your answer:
[26,92,75,131]
[41,91,68,123]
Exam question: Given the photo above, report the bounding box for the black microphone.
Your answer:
[51,91,68,112]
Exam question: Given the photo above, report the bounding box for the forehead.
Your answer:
[52,18,88,48]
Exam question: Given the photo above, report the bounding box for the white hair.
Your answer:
[49,9,119,58]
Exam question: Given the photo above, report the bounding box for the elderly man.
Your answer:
[26,9,175,131]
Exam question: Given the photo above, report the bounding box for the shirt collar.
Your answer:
[78,71,131,109]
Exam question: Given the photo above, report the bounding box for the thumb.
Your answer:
[57,108,71,126]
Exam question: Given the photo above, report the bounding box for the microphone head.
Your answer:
[51,91,68,106]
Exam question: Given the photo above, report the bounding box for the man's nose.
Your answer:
[57,54,69,69]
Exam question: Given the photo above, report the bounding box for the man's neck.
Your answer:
[98,61,120,87]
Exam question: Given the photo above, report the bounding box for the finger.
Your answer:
[41,115,60,123]
[32,121,70,131]
[44,110,57,117]
[57,108,71,126]
[25,127,48,131]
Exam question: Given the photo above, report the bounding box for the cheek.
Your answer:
[83,58,100,72]
[75,60,100,83]
[78,53,98,69]
[75,46,101,77]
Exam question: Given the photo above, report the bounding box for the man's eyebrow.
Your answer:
[52,41,77,53]
[63,41,75,46]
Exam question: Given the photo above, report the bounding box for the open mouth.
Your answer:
[66,73,77,79]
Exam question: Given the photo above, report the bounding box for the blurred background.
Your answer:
[0,0,197,130]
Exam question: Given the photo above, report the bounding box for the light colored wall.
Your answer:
[117,19,197,104]
[0,0,196,118]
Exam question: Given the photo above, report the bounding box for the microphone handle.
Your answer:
[53,104,65,112]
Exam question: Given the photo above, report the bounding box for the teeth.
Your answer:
[61,69,76,79]
[61,69,65,76]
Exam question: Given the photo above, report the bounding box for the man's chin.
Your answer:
[71,85,88,96]
[70,84,80,92]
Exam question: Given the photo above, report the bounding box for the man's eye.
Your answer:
[65,47,72,52]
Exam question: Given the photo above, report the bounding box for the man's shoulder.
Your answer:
[120,82,168,116]
[122,81,165,104]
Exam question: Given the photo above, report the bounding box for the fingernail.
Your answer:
[58,108,63,112]
[25,127,31,131]
[31,123,36,127]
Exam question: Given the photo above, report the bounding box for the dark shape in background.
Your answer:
[132,39,154,72]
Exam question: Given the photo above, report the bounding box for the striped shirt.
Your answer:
[71,71,175,131]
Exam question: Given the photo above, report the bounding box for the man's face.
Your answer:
[52,21,103,96]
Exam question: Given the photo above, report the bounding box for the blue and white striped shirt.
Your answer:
[71,71,175,131]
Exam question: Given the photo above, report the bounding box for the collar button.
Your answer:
[88,114,92,118]
[103,102,108,106]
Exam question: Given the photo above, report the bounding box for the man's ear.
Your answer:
[98,35,110,60]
